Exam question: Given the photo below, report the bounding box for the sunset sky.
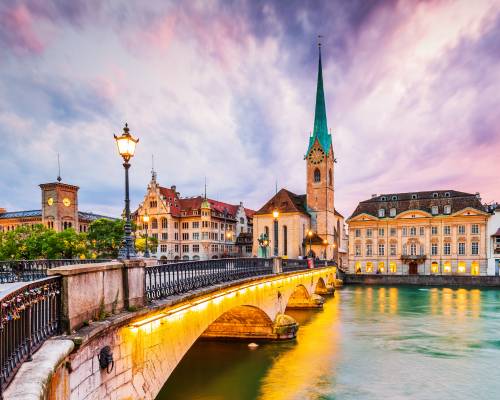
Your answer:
[1,0,499,218]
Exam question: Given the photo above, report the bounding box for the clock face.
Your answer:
[63,198,71,207]
[47,197,54,206]
[308,147,325,165]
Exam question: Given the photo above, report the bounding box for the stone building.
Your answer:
[346,190,490,275]
[252,44,347,265]
[134,172,254,260]
[486,203,500,276]
[0,178,114,233]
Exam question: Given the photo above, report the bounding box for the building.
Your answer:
[134,172,254,260]
[252,43,347,265]
[486,203,500,276]
[0,177,114,233]
[346,190,490,275]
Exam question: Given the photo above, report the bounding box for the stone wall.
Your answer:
[344,273,500,287]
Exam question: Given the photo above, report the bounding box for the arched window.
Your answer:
[314,168,321,183]
[378,262,385,273]
[328,169,332,186]
[283,225,288,256]
[390,262,397,273]
[431,262,439,274]
[161,218,168,229]
[151,218,158,230]
[366,262,373,273]
[410,243,417,255]
[264,226,269,237]
[471,261,479,275]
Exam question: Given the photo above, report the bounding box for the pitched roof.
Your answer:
[78,212,117,221]
[0,210,42,219]
[159,186,182,216]
[255,189,308,215]
[305,45,332,157]
[348,190,485,220]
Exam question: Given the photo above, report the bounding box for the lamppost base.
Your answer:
[118,245,138,260]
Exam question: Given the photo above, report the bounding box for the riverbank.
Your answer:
[344,273,500,287]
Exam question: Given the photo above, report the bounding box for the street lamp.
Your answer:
[258,233,270,258]
[307,229,313,258]
[323,238,328,260]
[143,214,150,258]
[273,209,279,257]
[114,123,139,259]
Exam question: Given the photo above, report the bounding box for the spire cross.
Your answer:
[317,35,323,48]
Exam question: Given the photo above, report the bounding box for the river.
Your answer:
[158,286,500,399]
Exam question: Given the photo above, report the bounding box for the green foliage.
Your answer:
[87,219,125,259]
[135,235,158,253]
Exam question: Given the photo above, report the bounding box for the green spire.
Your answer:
[305,43,332,158]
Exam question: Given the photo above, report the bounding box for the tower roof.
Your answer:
[305,43,332,157]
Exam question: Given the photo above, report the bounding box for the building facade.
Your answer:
[347,190,490,275]
[486,203,500,276]
[252,44,347,265]
[134,173,254,260]
[0,179,113,233]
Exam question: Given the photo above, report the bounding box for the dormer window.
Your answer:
[445,192,451,198]
[431,206,439,215]
[391,195,398,201]
[381,196,387,201]
[444,205,451,214]
[378,209,385,218]
[411,194,417,200]
[432,193,438,198]
[390,208,396,217]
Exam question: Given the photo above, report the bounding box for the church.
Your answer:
[252,44,347,266]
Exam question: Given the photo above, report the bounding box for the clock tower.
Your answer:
[40,177,79,232]
[305,42,335,249]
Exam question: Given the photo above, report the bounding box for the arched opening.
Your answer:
[431,261,439,274]
[151,217,158,230]
[314,168,321,183]
[211,255,218,259]
[286,285,310,310]
[283,225,288,256]
[161,218,168,229]
[182,255,189,260]
[471,261,479,275]
[193,255,200,261]
[355,261,362,274]
[314,277,333,296]
[201,305,275,340]
[328,168,332,187]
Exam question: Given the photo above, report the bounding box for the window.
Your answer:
[402,227,407,237]
[202,232,209,240]
[432,192,438,198]
[378,262,385,273]
[458,242,465,255]
[471,242,479,255]
[390,227,397,236]
[378,244,385,256]
[149,200,157,208]
[328,169,333,186]
[431,243,438,255]
[161,218,168,229]
[175,244,179,252]
[445,192,451,197]
[378,209,385,218]
[283,225,288,256]
[389,208,396,217]
[192,221,199,229]
[151,218,158,230]
[381,196,387,201]
[390,244,397,256]
[458,225,465,235]
[444,205,451,214]
[174,232,179,240]
[174,222,179,229]
[182,222,189,229]
[391,195,398,201]
[366,244,372,256]
[419,227,425,236]
[411,194,418,199]
[355,262,362,274]
[192,244,199,253]
[378,228,384,236]
[471,224,479,234]
[410,243,417,255]
[314,168,321,183]
[355,245,361,256]
[431,206,438,215]
[366,262,373,273]
[458,261,466,274]
[431,262,439,274]
[161,232,168,240]
[431,226,438,235]
[443,261,451,273]
[152,233,158,240]
[366,229,373,238]
[182,244,189,253]
[410,227,416,236]
[182,233,189,240]
[246,245,253,253]
[160,244,167,253]
[402,244,407,255]
[192,232,199,240]
[444,243,451,255]
[443,226,451,235]
[390,262,397,273]
[471,261,479,275]
[355,229,361,238]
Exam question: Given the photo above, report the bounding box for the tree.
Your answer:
[87,219,125,259]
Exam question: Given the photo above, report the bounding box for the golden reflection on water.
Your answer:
[257,294,341,400]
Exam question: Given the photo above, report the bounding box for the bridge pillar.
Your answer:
[272,257,283,274]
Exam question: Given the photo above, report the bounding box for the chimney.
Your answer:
[475,192,481,201]
[171,185,176,192]
[371,194,378,199]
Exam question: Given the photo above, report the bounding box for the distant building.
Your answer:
[486,203,500,276]
[134,172,254,260]
[252,44,347,265]
[0,178,114,233]
[347,190,490,275]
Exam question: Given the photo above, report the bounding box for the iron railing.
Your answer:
[282,258,309,272]
[0,277,61,396]
[0,259,110,283]
[146,258,274,300]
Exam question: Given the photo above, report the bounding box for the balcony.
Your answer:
[401,254,427,263]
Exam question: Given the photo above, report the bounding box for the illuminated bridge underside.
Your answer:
[118,268,335,399]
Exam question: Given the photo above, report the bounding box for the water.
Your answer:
[158,286,500,400]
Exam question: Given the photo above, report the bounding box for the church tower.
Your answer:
[305,42,335,248]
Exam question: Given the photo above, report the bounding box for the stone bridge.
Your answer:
[5,259,338,400]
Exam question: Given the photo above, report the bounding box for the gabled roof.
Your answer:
[348,190,486,220]
[305,45,332,157]
[255,189,308,215]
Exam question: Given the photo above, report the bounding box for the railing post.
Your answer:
[272,257,282,274]
[26,302,32,362]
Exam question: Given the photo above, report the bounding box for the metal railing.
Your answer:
[146,258,274,300]
[0,259,110,283]
[0,277,61,396]
[282,258,309,272]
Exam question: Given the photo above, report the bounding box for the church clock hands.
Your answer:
[308,147,325,165]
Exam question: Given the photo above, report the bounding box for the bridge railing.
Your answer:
[282,258,309,273]
[145,258,274,301]
[0,259,111,283]
[0,276,61,396]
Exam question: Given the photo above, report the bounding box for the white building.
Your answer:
[486,203,500,276]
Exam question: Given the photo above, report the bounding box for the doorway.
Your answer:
[409,262,418,275]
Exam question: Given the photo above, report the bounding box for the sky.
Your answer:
[0,0,499,218]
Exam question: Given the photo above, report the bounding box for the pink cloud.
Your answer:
[0,4,45,55]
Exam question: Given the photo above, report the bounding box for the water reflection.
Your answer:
[159,287,500,400]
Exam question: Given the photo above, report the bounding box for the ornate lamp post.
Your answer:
[258,233,270,258]
[323,238,328,260]
[307,229,313,257]
[114,123,139,260]
[272,209,279,257]
[143,214,150,258]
